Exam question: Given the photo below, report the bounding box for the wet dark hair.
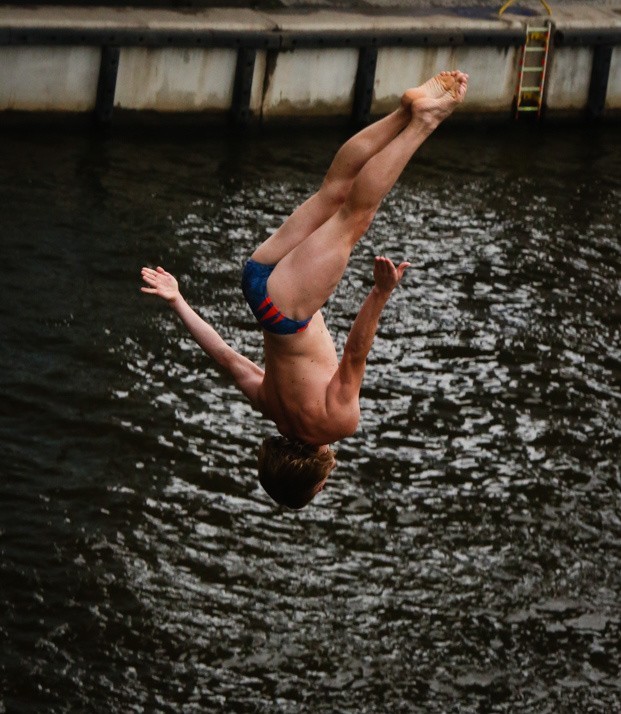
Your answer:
[257,436,336,509]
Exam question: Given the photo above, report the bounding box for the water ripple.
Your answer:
[1,125,620,712]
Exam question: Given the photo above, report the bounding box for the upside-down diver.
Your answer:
[141,70,469,509]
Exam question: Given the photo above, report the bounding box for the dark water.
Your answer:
[1,121,620,713]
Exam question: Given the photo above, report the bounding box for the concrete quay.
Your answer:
[0,3,619,124]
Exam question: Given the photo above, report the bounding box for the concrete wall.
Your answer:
[546,47,593,111]
[0,42,611,119]
[0,45,100,111]
[372,45,519,115]
[0,5,620,122]
[115,47,237,112]
[262,48,359,118]
[606,45,621,109]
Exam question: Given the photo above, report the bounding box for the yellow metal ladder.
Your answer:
[515,20,552,118]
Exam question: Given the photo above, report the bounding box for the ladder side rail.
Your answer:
[515,23,532,111]
[537,20,553,115]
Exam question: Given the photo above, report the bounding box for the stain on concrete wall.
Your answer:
[114,47,237,111]
[262,48,358,118]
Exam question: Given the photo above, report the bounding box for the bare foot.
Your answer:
[401,70,468,129]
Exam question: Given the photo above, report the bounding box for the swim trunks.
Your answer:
[241,259,311,335]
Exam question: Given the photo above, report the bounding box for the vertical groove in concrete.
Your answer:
[95,45,120,124]
[587,44,613,119]
[352,45,378,126]
[231,46,257,126]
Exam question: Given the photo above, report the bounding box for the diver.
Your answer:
[141,71,469,508]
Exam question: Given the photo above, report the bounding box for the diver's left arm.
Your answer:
[328,257,409,406]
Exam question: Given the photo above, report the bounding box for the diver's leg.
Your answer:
[250,106,410,266]
[267,71,469,319]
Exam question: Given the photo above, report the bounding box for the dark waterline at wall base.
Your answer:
[2,109,621,134]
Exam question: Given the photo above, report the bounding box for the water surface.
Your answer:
[1,122,620,712]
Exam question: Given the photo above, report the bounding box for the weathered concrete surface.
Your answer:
[607,46,621,109]
[3,0,620,9]
[0,3,619,32]
[262,48,360,118]
[115,47,238,111]
[546,47,592,111]
[0,3,620,119]
[372,45,519,115]
[0,45,99,110]
[0,6,275,32]
[278,0,620,7]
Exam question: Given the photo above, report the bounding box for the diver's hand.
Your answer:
[372,256,410,295]
[140,266,180,304]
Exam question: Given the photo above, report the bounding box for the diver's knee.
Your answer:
[347,206,376,236]
[320,177,351,210]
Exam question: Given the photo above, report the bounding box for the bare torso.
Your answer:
[237,72,469,447]
[257,311,360,445]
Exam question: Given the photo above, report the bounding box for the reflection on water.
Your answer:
[1,123,620,712]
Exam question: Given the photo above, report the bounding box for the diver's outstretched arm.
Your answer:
[141,266,265,408]
[328,257,409,407]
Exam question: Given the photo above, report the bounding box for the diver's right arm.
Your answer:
[140,266,265,407]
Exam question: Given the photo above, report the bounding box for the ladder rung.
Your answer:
[522,67,543,72]
[525,47,546,52]
[520,87,542,92]
[528,27,549,32]
[517,106,540,112]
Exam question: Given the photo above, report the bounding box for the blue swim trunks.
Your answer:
[241,259,312,335]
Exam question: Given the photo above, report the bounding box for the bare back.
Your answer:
[257,311,359,445]
[245,71,469,446]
